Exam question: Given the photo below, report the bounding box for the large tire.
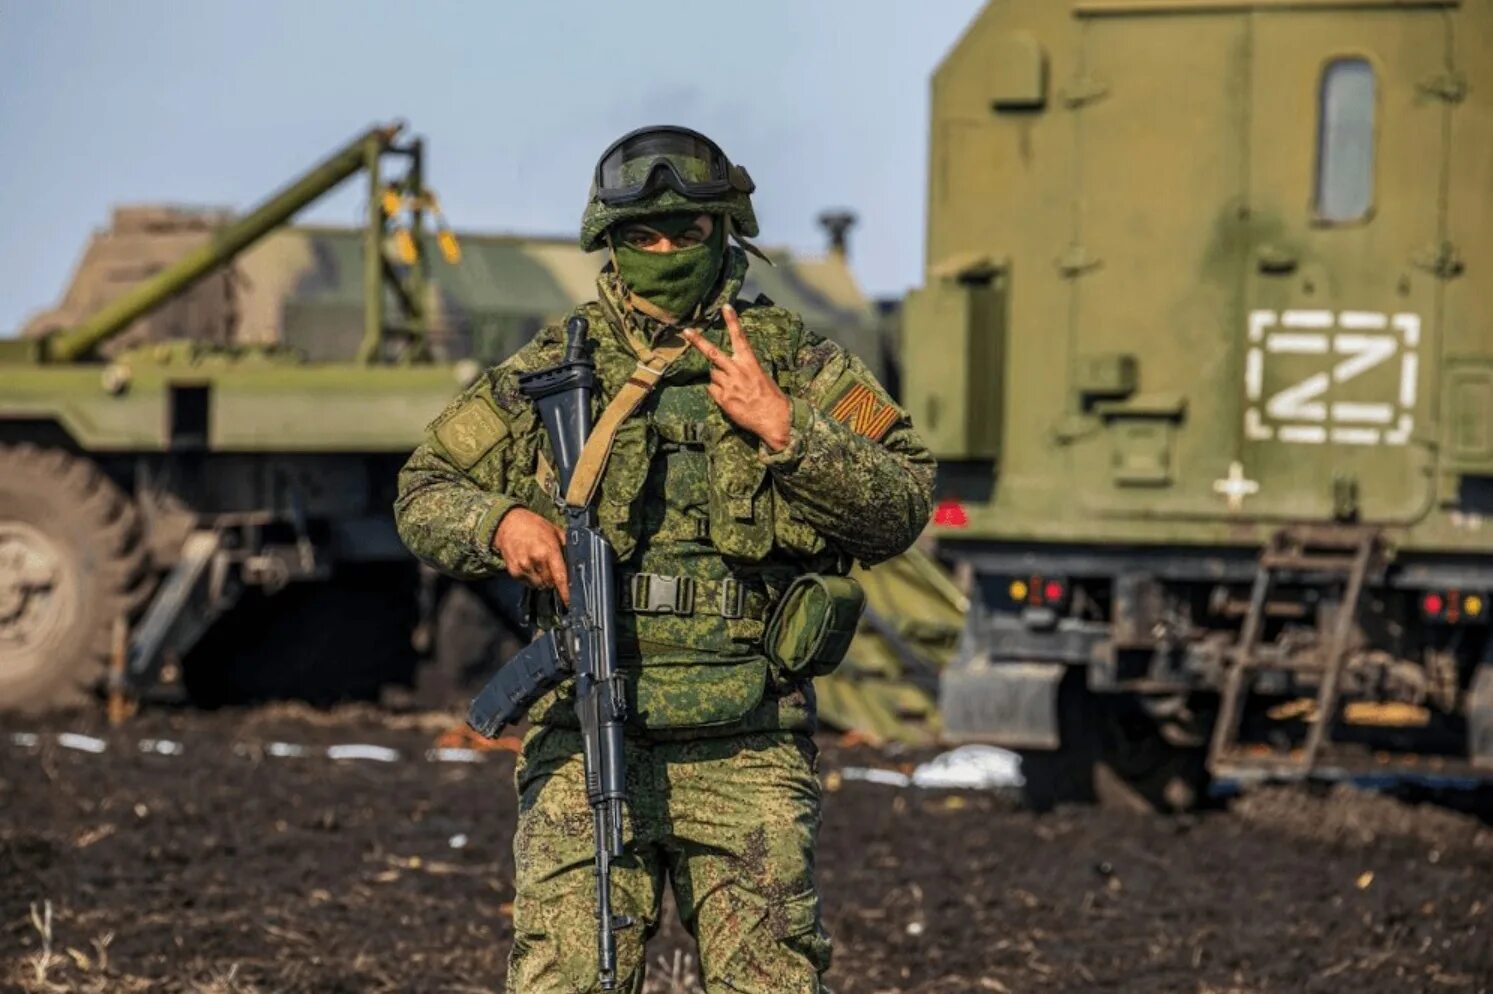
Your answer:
[0,444,149,711]
[1021,672,1209,814]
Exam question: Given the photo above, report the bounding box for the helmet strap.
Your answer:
[726,215,774,267]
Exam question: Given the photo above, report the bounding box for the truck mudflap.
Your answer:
[938,659,1066,749]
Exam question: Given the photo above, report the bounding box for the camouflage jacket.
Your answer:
[395,248,935,735]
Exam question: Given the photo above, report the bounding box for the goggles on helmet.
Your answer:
[592,125,755,206]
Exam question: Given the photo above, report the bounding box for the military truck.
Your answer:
[908,0,1493,808]
[0,123,898,713]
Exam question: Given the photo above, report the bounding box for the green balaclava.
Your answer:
[609,212,727,324]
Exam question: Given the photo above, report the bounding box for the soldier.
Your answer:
[394,125,934,993]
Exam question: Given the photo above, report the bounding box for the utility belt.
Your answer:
[523,567,866,732]
[620,571,774,621]
[620,570,866,679]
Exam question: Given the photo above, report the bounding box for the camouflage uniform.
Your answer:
[396,198,933,990]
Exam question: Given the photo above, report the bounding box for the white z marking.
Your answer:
[1282,309,1334,329]
[1267,372,1330,422]
[1339,311,1388,330]
[1244,310,1420,448]
[1333,333,1397,383]
[1267,332,1329,354]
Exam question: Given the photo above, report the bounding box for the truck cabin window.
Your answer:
[1314,58,1376,223]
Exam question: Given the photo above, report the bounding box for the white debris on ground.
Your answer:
[11,730,504,765]
[912,744,1024,789]
[840,744,1025,791]
[426,747,484,763]
[56,732,108,754]
[841,766,914,788]
[14,735,1025,789]
[139,738,184,756]
[325,743,401,763]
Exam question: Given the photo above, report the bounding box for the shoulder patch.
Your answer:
[435,397,509,469]
[825,375,900,443]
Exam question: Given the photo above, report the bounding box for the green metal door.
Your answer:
[1070,9,1252,521]
[1238,6,1451,524]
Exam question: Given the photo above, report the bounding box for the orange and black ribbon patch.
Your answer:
[828,381,899,442]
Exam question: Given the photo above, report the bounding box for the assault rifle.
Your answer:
[467,315,633,990]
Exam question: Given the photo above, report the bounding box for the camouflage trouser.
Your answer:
[506,726,832,994]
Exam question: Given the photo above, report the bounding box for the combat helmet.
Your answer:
[579,125,759,252]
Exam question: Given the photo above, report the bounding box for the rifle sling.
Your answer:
[565,336,691,508]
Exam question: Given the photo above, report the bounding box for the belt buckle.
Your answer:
[631,573,695,615]
[719,578,745,620]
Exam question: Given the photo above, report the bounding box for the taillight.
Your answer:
[1003,575,1070,609]
[932,499,968,528]
[1420,590,1488,624]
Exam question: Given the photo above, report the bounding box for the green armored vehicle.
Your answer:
[0,123,896,713]
[908,0,1493,806]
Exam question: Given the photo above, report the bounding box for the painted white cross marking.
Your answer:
[1212,461,1260,512]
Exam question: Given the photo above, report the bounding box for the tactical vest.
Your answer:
[535,302,841,730]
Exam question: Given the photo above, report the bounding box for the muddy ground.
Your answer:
[2,704,1490,994]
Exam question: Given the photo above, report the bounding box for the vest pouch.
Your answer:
[706,427,774,560]
[597,418,654,561]
[763,574,865,678]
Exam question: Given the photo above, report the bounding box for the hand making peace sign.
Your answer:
[682,305,793,453]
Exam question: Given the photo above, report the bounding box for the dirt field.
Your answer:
[3,704,1490,994]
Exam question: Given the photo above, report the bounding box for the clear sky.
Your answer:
[0,1,984,337]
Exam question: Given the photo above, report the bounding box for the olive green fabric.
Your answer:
[394,244,934,735]
[764,574,865,678]
[581,187,758,253]
[611,222,726,324]
[507,726,830,993]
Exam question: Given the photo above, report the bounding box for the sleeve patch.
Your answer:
[435,398,509,469]
[826,378,900,442]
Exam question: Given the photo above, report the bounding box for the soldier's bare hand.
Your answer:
[683,305,792,452]
[494,507,570,605]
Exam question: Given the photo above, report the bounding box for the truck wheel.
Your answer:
[1020,672,1208,813]
[0,444,149,711]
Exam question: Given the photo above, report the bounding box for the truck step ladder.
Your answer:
[1208,526,1382,778]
